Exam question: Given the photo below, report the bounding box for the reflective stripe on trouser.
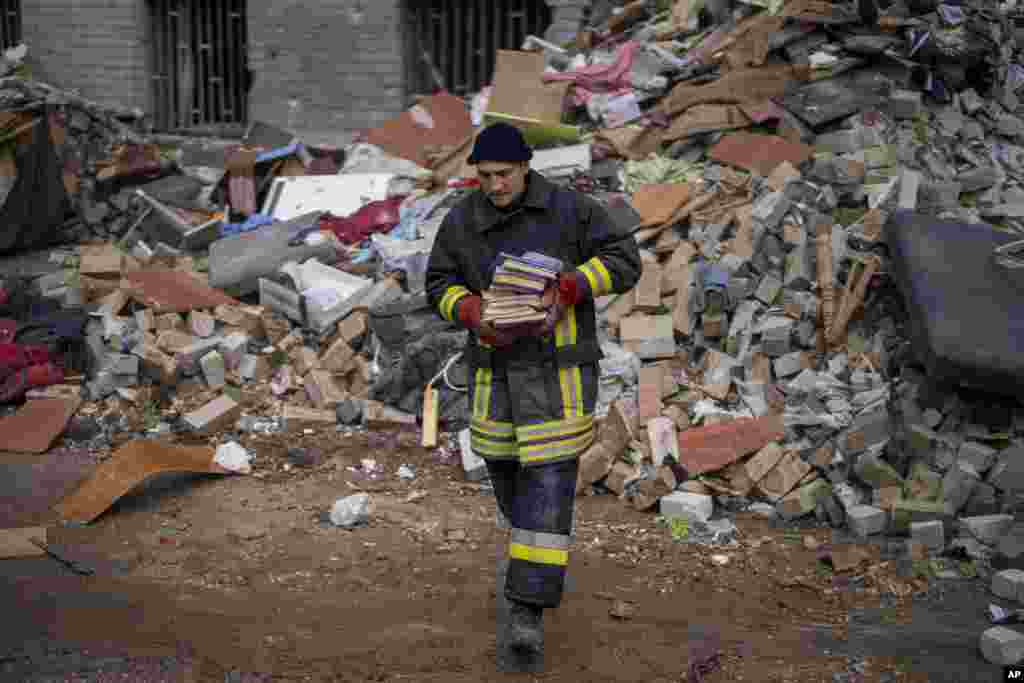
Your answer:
[488,457,579,608]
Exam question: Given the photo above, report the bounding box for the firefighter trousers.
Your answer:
[470,359,598,608]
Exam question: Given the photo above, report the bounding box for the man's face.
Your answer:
[477,161,529,208]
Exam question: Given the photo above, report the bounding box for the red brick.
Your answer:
[676,414,786,476]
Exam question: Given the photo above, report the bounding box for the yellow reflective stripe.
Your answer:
[509,542,568,566]
[578,258,613,297]
[519,429,595,457]
[554,304,578,349]
[520,435,596,464]
[516,414,594,440]
[470,434,519,457]
[558,366,584,419]
[470,417,515,437]
[439,285,470,321]
[578,263,601,297]
[573,367,584,418]
[472,367,492,419]
[591,258,613,294]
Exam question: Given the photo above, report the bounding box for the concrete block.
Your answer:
[183,395,241,433]
[751,191,791,233]
[833,481,863,512]
[773,351,807,378]
[890,499,950,533]
[988,445,1024,493]
[890,90,922,119]
[898,169,921,210]
[965,482,1001,517]
[842,409,890,455]
[992,569,1024,602]
[980,626,1024,666]
[960,514,1014,546]
[943,463,980,512]
[199,350,226,389]
[959,440,997,474]
[910,520,944,551]
[776,479,833,521]
[660,491,713,523]
[855,452,904,489]
[754,272,783,306]
[847,505,886,537]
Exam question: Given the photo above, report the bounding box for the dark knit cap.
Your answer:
[467,122,533,165]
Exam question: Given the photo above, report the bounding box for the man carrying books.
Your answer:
[426,122,642,661]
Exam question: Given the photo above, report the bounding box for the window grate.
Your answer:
[148,0,249,134]
[0,0,21,51]
[404,0,552,99]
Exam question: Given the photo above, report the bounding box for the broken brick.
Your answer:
[677,414,786,476]
[304,370,348,409]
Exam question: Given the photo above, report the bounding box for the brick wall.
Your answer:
[247,0,406,148]
[21,0,150,114]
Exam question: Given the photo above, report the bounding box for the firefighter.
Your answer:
[426,122,642,655]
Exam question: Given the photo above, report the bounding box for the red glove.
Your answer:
[456,295,483,330]
[557,272,587,306]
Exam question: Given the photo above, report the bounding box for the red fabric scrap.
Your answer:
[542,41,639,107]
[318,196,407,245]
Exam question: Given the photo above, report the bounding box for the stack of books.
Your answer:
[482,252,563,329]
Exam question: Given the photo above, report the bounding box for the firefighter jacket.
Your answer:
[426,170,642,370]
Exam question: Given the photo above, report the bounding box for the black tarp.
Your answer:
[0,108,72,256]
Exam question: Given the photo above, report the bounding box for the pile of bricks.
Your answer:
[70,245,415,440]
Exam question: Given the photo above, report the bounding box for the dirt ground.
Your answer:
[0,427,997,682]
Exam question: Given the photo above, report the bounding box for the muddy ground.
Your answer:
[0,427,1014,682]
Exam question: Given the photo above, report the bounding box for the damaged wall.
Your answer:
[246,1,406,147]
[21,1,150,116]
[20,0,591,144]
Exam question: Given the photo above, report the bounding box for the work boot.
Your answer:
[506,600,543,653]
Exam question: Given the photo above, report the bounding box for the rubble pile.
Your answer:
[2,1,1024,663]
[518,0,1024,575]
[0,45,159,247]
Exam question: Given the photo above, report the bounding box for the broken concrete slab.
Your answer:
[55,440,236,525]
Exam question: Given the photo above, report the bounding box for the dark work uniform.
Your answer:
[426,170,641,607]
